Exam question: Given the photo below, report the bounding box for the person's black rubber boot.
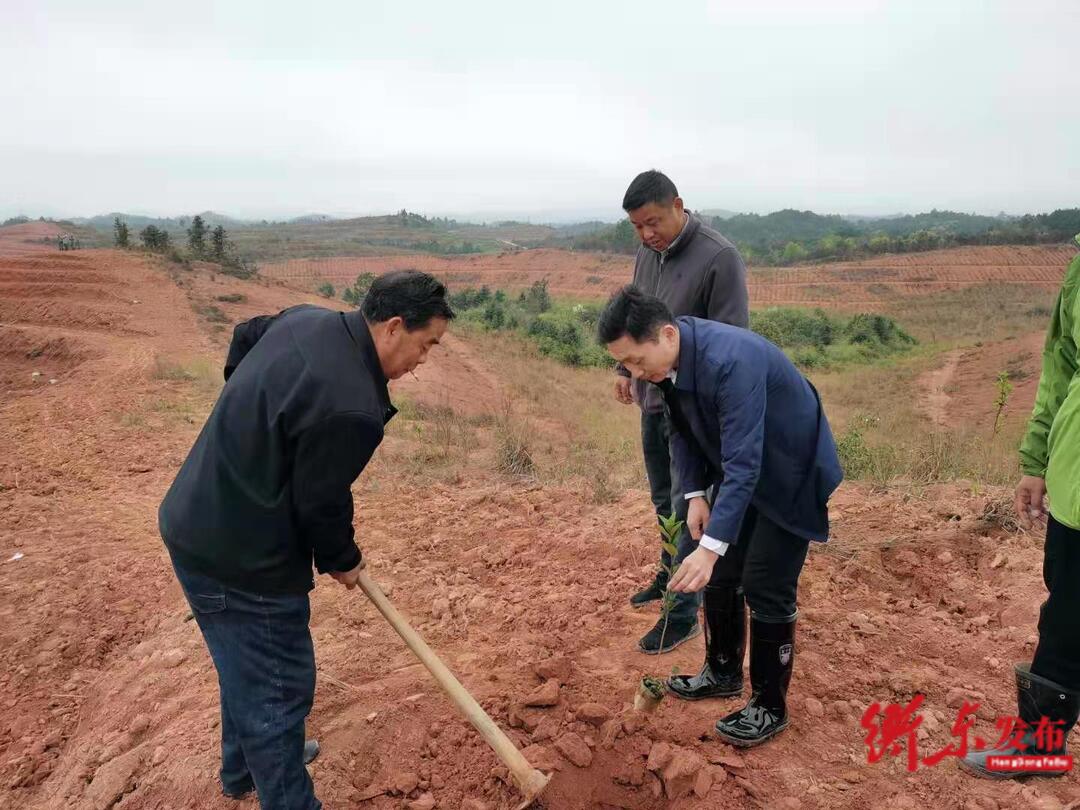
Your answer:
[960,664,1079,779]
[638,615,700,654]
[668,586,745,700]
[303,738,320,765]
[715,611,796,747]
[629,575,666,609]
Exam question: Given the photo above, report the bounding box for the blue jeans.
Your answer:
[171,559,321,810]
[641,410,701,622]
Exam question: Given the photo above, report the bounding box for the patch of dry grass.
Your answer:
[383,394,482,482]
[151,354,220,390]
[880,283,1056,345]
[493,401,535,477]
[460,325,643,490]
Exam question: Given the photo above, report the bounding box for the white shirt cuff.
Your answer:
[699,535,729,556]
[684,491,706,500]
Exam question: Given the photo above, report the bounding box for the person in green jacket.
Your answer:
[962,237,1080,779]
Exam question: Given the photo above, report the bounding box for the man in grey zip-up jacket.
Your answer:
[614,169,749,655]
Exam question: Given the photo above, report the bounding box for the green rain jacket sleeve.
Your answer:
[1019,249,1080,477]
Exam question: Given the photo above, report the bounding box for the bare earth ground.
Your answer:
[1,245,1078,810]
[260,245,1077,310]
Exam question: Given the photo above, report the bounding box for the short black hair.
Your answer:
[597,285,675,344]
[362,270,456,330]
[622,170,679,212]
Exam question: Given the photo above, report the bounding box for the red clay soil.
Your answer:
[261,245,1079,310]
[0,223,76,257]
[1,248,1077,810]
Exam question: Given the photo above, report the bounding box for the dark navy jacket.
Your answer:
[668,317,843,545]
[160,305,396,594]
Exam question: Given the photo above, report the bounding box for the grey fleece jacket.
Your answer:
[618,212,750,413]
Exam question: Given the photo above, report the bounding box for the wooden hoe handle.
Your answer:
[356,570,551,808]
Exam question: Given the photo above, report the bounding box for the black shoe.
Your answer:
[960,664,1079,779]
[715,612,796,747]
[630,577,666,608]
[222,781,254,800]
[638,616,700,654]
[221,739,320,798]
[669,586,745,700]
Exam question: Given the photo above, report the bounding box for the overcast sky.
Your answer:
[2,0,1077,222]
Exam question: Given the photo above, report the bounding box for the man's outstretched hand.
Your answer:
[330,559,366,589]
[668,546,719,593]
[1015,475,1047,529]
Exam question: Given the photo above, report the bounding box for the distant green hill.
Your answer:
[698,208,738,220]
[73,211,250,232]
[719,209,860,245]
[560,207,1080,265]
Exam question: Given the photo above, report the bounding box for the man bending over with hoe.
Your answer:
[159,271,453,809]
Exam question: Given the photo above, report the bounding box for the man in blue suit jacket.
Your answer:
[599,286,843,747]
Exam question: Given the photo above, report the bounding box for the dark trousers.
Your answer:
[1032,515,1080,691]
[641,410,701,622]
[707,506,810,618]
[171,559,321,810]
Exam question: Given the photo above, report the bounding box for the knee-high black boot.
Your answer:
[960,663,1079,779]
[667,585,745,700]
[714,611,795,746]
